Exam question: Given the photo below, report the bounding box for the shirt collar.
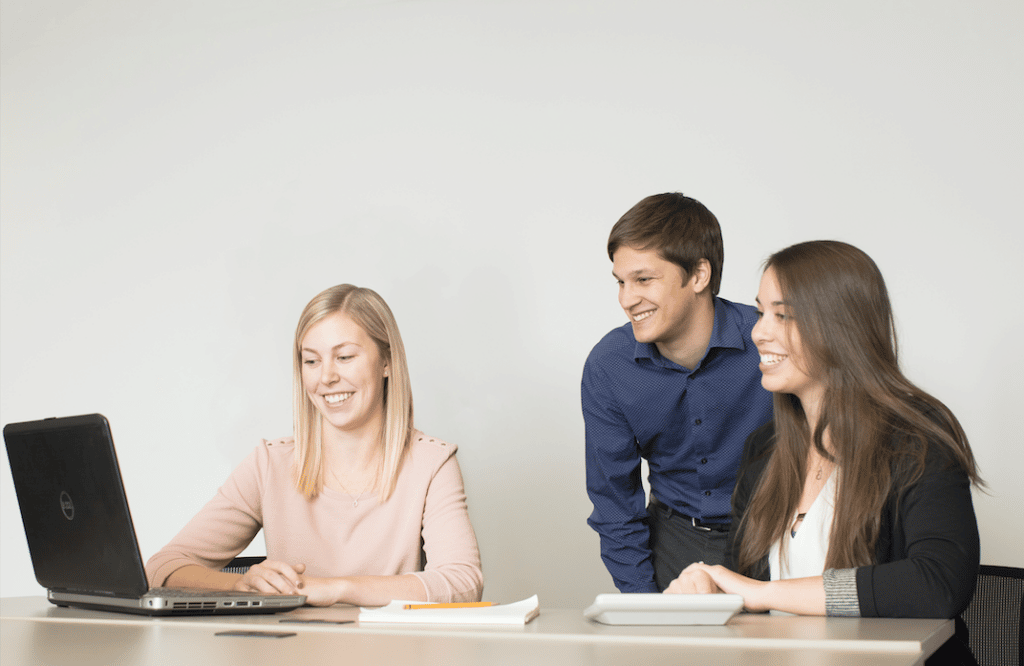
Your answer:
[632,297,748,369]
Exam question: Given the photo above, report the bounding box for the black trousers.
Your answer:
[648,498,730,591]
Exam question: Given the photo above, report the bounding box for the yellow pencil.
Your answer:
[403,602,496,610]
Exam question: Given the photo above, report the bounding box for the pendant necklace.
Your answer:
[792,513,807,539]
[796,457,829,537]
[329,468,369,508]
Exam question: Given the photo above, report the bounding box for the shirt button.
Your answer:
[704,490,711,496]
[701,458,708,464]
[695,419,702,425]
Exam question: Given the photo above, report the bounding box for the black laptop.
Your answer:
[3,413,305,615]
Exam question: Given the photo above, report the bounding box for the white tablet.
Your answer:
[584,593,744,625]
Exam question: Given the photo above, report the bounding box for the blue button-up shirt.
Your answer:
[582,297,773,592]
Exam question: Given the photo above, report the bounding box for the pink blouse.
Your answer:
[145,431,483,603]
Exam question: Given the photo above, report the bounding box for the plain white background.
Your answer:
[2,0,1021,607]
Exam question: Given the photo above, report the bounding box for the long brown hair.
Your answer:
[292,284,414,501]
[736,241,982,575]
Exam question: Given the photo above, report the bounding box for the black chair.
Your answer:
[221,556,266,575]
[960,565,1024,666]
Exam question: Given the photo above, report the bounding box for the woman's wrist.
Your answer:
[301,576,351,606]
[330,577,352,605]
[166,564,239,591]
[745,578,773,613]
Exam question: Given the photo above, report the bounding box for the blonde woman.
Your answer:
[146,285,483,606]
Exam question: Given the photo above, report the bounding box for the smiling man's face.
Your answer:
[612,245,701,355]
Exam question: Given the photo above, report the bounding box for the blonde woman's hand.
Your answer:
[233,560,306,596]
[291,575,349,607]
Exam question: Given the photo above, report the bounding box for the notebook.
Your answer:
[2,413,306,616]
[584,593,744,625]
[359,595,540,625]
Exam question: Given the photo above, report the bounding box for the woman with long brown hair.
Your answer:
[666,241,981,656]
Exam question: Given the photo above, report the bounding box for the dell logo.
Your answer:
[59,491,75,520]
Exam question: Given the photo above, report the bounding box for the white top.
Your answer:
[769,472,837,580]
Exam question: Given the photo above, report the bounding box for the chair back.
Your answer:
[221,556,267,575]
[960,565,1024,666]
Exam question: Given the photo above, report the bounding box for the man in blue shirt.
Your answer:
[582,193,773,593]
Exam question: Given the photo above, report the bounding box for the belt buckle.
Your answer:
[691,516,712,532]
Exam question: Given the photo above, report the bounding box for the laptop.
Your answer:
[3,413,306,616]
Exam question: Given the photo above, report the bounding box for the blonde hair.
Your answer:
[292,284,414,501]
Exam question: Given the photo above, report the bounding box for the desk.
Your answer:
[1,597,952,666]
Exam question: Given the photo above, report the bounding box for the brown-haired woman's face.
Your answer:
[752,267,825,411]
[300,311,388,439]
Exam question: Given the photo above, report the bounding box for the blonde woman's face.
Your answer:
[300,311,388,439]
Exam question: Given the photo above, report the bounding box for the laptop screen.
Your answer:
[4,415,150,598]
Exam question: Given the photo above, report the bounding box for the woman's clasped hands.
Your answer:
[663,562,772,613]
[233,560,338,607]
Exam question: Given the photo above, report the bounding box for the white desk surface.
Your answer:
[1,596,952,666]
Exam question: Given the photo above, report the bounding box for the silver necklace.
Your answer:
[329,468,370,508]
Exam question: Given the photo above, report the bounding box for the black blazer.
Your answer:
[725,421,980,619]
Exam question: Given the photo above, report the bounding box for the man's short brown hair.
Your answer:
[607,193,724,295]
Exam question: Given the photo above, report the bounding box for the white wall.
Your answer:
[2,0,1021,607]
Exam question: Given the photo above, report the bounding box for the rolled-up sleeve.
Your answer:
[824,568,860,616]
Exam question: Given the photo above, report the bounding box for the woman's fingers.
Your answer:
[236,560,304,594]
